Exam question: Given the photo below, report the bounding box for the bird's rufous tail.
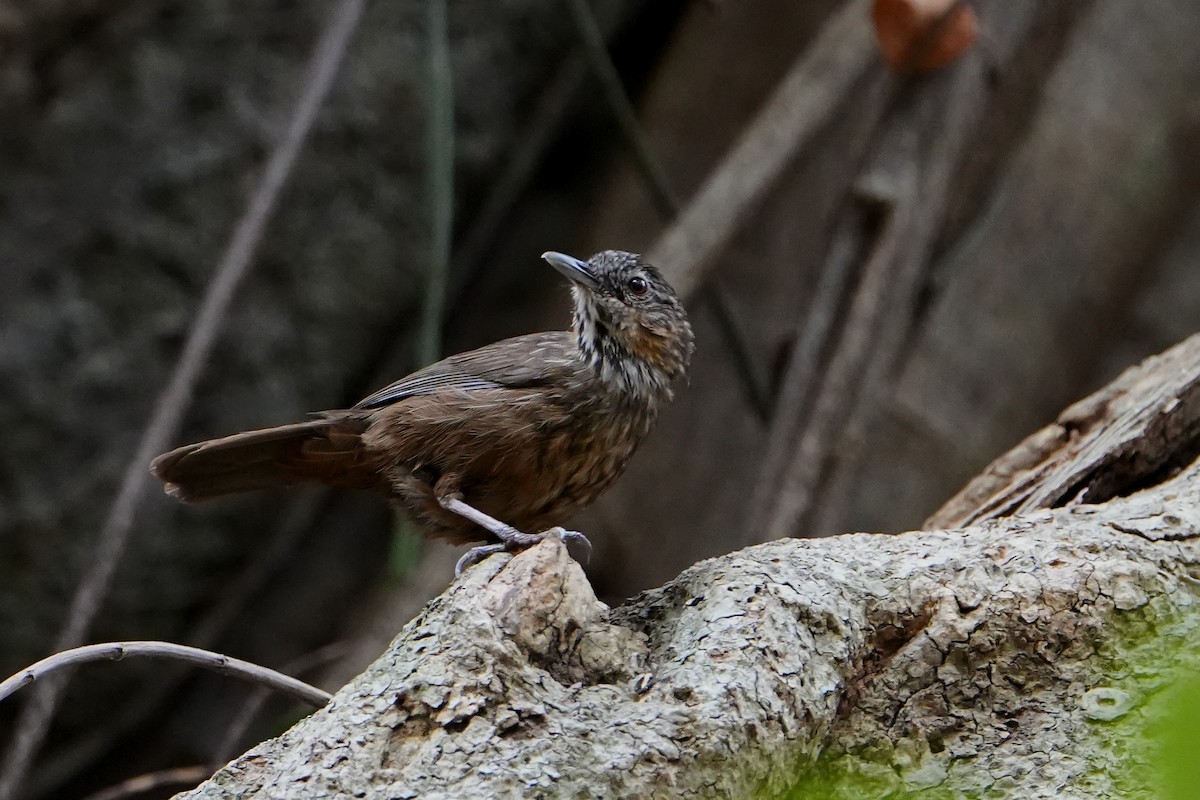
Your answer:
[150,413,380,501]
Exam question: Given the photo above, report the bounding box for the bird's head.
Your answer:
[543,250,693,398]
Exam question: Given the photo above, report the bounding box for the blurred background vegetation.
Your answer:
[0,0,1198,796]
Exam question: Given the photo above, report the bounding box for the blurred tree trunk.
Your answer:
[177,334,1200,799]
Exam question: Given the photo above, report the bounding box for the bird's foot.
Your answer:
[454,527,593,576]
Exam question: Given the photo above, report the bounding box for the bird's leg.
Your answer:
[436,494,592,574]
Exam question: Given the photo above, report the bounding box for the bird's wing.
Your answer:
[353,332,578,410]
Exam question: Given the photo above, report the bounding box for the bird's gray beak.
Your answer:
[542,251,599,290]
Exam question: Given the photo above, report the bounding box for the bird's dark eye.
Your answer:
[627,276,649,296]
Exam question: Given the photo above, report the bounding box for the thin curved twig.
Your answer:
[0,642,331,708]
[25,492,334,800]
[0,2,366,797]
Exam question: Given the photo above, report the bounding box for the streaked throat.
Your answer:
[572,293,675,404]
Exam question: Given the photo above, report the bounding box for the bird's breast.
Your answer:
[504,392,655,526]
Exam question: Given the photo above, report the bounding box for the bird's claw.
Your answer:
[455,543,507,576]
[543,527,592,564]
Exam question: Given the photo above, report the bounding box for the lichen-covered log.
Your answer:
[176,462,1200,799]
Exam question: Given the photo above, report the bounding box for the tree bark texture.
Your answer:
[176,341,1200,797]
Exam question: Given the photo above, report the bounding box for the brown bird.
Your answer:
[151,250,693,574]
